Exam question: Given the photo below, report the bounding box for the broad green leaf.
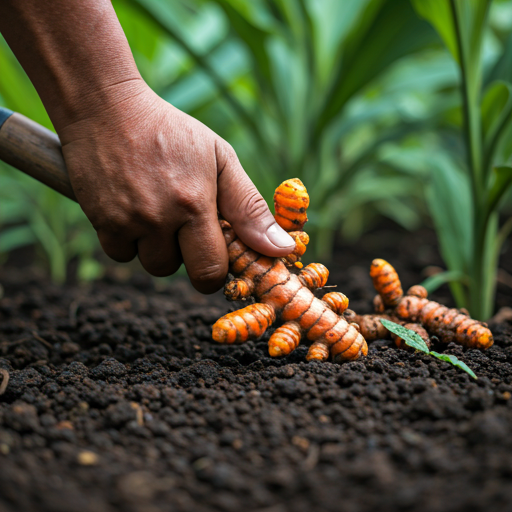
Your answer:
[315,0,435,137]
[0,225,35,253]
[305,0,372,87]
[429,351,477,379]
[421,270,466,293]
[213,0,276,103]
[425,154,472,274]
[412,0,458,62]
[380,319,430,354]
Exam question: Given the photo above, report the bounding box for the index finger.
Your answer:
[178,210,229,294]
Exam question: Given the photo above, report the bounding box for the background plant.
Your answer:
[406,0,512,320]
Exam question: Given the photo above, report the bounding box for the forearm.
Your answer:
[0,0,142,133]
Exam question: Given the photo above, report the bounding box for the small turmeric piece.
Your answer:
[322,292,349,315]
[224,278,253,301]
[370,259,403,307]
[298,263,329,290]
[283,231,309,267]
[274,179,310,269]
[268,321,302,357]
[212,303,275,344]
[274,178,309,231]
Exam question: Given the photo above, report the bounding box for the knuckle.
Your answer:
[217,140,239,171]
[173,189,204,217]
[239,190,270,221]
[188,263,225,286]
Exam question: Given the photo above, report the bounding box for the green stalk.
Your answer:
[450,0,489,319]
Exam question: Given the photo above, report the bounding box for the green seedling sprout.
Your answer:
[380,318,477,379]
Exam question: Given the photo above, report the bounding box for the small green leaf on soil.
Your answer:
[380,319,429,354]
[429,351,478,379]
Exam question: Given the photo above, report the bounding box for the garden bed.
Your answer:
[1,225,512,512]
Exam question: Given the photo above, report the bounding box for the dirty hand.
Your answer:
[58,81,295,292]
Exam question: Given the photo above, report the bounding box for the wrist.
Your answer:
[0,0,144,135]
[56,78,152,145]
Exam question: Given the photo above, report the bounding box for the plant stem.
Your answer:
[450,0,490,319]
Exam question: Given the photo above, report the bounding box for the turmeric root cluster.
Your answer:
[346,259,493,351]
[212,179,367,363]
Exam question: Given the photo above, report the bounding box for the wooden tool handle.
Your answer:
[0,107,76,201]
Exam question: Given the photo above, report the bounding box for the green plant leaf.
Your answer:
[379,319,430,354]
[412,0,458,62]
[420,269,466,293]
[314,0,435,137]
[214,0,274,84]
[429,351,477,379]
[425,154,472,274]
[380,320,478,379]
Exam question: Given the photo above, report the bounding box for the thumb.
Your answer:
[216,142,295,256]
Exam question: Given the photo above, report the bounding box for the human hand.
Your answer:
[58,80,295,293]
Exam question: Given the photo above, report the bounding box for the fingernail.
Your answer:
[266,223,295,248]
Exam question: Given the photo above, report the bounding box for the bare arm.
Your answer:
[0,0,294,292]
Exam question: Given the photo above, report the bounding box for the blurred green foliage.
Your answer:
[1,0,512,319]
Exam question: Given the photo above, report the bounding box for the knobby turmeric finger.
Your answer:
[406,285,428,299]
[322,292,349,315]
[299,263,329,290]
[282,231,309,267]
[212,303,275,344]
[331,328,368,362]
[274,178,309,231]
[373,294,385,313]
[370,258,403,307]
[306,340,330,362]
[268,321,302,357]
[224,278,253,301]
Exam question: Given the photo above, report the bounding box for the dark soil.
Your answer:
[1,225,512,512]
